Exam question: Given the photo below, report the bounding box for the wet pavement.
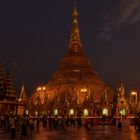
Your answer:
[0,125,140,140]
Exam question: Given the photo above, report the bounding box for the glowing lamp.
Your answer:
[37,87,41,91]
[131,91,137,95]
[81,88,87,93]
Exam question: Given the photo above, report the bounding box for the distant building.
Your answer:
[0,64,18,115]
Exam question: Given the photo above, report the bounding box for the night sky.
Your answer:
[0,0,140,95]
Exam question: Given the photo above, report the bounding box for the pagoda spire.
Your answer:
[68,1,82,53]
[18,83,27,102]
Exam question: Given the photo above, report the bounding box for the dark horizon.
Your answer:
[0,0,140,95]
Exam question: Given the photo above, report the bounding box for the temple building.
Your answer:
[30,5,115,117]
[17,83,28,115]
[0,64,18,115]
[115,83,130,116]
[0,5,139,117]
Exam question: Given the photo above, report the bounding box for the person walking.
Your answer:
[21,114,28,138]
[9,115,16,139]
[118,118,122,130]
[36,115,40,132]
[1,115,6,128]
[134,114,138,130]
[42,114,47,128]
[29,118,34,137]
[138,115,140,131]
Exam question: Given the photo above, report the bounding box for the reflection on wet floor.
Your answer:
[33,125,140,140]
[0,125,140,140]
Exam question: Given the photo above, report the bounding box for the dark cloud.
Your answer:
[99,0,140,41]
[98,27,112,41]
[116,0,140,25]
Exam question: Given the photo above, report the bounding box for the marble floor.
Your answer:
[0,125,140,140]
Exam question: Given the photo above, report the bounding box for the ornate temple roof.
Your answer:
[18,83,27,102]
[0,63,17,102]
[4,64,17,100]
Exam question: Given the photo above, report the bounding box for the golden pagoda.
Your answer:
[115,83,129,116]
[31,4,114,117]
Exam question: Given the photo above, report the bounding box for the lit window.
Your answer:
[69,109,74,115]
[83,109,88,116]
[54,109,58,115]
[25,110,28,115]
[35,111,38,116]
[103,108,108,116]
[120,108,126,116]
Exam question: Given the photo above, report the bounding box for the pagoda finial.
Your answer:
[72,0,79,33]
[73,0,78,23]
[68,0,82,53]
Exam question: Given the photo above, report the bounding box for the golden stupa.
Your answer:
[31,5,114,116]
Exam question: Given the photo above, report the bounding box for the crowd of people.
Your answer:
[0,114,140,139]
[0,114,91,139]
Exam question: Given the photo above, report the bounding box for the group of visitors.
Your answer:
[0,114,38,139]
[0,114,93,139]
[1,113,140,139]
[42,115,82,130]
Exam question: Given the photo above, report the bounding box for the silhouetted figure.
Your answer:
[53,115,58,129]
[48,116,52,130]
[9,115,16,139]
[21,114,28,137]
[1,115,6,128]
[77,115,82,126]
[90,118,94,128]
[85,118,90,130]
[36,116,40,132]
[42,114,47,128]
[66,116,70,128]
[138,115,140,131]
[61,115,66,129]
[118,118,122,130]
[29,118,34,137]
[134,115,138,129]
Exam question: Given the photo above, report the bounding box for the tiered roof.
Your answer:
[0,63,17,101]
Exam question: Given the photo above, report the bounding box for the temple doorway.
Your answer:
[69,109,74,115]
[83,109,88,116]
[120,108,126,116]
[53,109,58,115]
[103,108,108,116]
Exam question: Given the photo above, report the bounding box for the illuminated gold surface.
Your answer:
[30,4,114,116]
